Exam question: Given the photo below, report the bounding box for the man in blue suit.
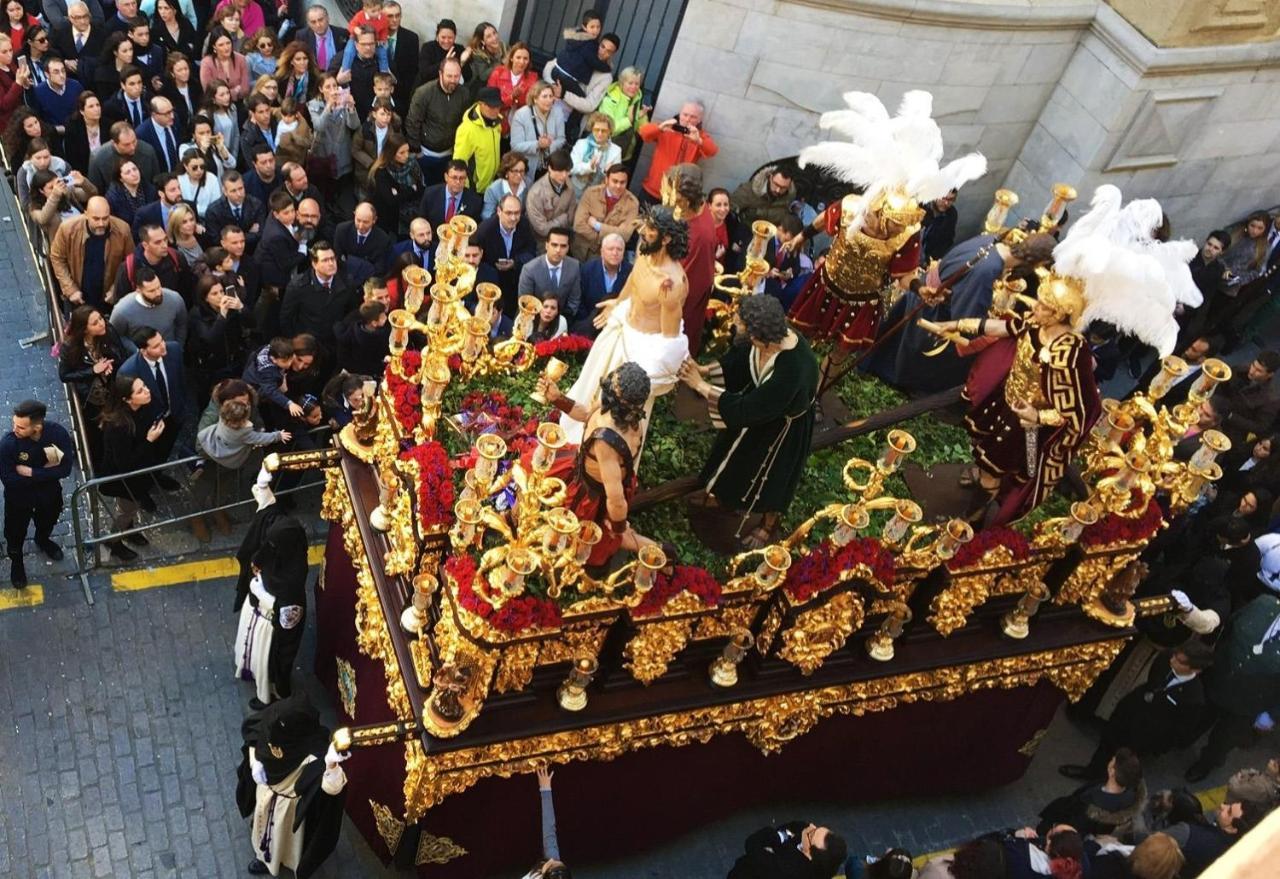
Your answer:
[131,173,184,239]
[119,326,186,489]
[135,96,182,174]
[390,217,435,272]
[418,160,482,231]
[573,232,631,336]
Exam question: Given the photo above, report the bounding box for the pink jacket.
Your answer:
[215,0,265,37]
[200,52,251,102]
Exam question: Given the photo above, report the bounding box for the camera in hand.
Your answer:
[670,118,690,134]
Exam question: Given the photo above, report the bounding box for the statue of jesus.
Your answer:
[559,206,691,446]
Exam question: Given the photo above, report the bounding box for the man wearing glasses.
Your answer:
[29,55,83,133]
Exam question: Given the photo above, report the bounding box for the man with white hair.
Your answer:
[574,231,632,336]
[636,99,718,204]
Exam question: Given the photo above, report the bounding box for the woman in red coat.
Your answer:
[0,33,28,133]
[486,42,539,139]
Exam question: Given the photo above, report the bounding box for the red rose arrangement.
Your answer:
[385,350,423,433]
[1080,498,1164,548]
[632,565,722,618]
[533,334,593,358]
[782,537,896,604]
[398,441,454,530]
[446,552,562,634]
[946,526,1030,571]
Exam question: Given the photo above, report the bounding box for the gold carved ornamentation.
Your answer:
[536,623,609,666]
[368,799,404,857]
[693,602,759,641]
[408,637,433,690]
[1018,727,1050,757]
[623,591,707,684]
[335,657,358,719]
[754,604,785,655]
[777,591,865,675]
[929,547,1023,637]
[1055,547,1143,607]
[494,640,542,693]
[416,832,468,866]
[402,639,1128,815]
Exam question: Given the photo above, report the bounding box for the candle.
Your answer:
[427,283,459,328]
[473,283,502,323]
[831,503,870,547]
[532,422,566,473]
[1189,429,1231,470]
[982,189,1018,235]
[741,257,769,290]
[473,434,507,487]
[402,265,431,314]
[436,223,457,260]
[462,316,489,362]
[746,220,776,261]
[574,521,603,564]
[882,500,922,544]
[452,498,482,546]
[1148,355,1188,401]
[634,543,667,592]
[1191,358,1231,399]
[388,308,413,355]
[753,545,792,588]
[1093,399,1119,440]
[422,360,450,404]
[1117,451,1150,490]
[1060,501,1099,541]
[502,547,536,594]
[450,214,477,251]
[1039,183,1077,230]
[512,295,540,341]
[1106,409,1135,445]
[937,519,974,558]
[879,429,917,471]
[542,508,580,556]
[530,357,569,406]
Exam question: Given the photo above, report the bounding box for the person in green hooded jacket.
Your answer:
[597,66,649,162]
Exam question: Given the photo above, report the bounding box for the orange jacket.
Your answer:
[637,122,719,198]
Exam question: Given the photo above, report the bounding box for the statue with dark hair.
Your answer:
[865,231,1059,393]
[535,362,656,567]
[558,203,691,448]
[665,162,718,355]
[680,294,820,549]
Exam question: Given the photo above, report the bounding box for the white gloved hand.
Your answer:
[256,464,272,488]
[1170,589,1194,612]
[251,757,268,786]
[249,574,275,612]
[1255,711,1275,733]
[324,743,351,767]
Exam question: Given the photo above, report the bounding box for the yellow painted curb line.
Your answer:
[112,544,326,592]
[0,584,44,610]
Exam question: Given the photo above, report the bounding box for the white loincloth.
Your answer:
[234,600,275,706]
[560,298,688,446]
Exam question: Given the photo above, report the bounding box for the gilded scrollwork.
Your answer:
[416,832,468,866]
[401,639,1129,815]
[368,799,404,856]
[623,592,707,684]
[494,640,542,693]
[1055,548,1143,607]
[777,590,865,675]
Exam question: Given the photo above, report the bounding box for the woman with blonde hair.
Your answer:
[510,80,565,180]
[167,203,204,265]
[466,21,506,85]
[1089,832,1184,879]
[275,41,320,104]
[569,112,620,197]
[486,41,538,137]
[248,73,280,109]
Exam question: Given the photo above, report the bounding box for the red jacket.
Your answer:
[487,66,539,135]
[637,122,718,198]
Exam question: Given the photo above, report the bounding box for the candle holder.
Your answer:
[556,655,599,711]
[427,283,460,328]
[1190,358,1231,400]
[401,264,431,314]
[881,499,923,545]
[474,282,502,323]
[573,521,603,565]
[1061,501,1099,542]
[983,188,1019,235]
[634,543,668,592]
[878,429,916,472]
[746,220,777,261]
[436,223,458,261]
[450,214,477,251]
[472,434,507,488]
[990,276,1026,314]
[1116,450,1151,491]
[1001,581,1050,639]
[531,357,569,405]
[1106,408,1135,445]
[866,603,912,662]
[451,497,483,548]
[741,257,769,291]
[1039,183,1077,230]
[542,507,580,557]
[400,571,438,634]
[1092,399,1119,441]
[1190,429,1231,470]
[831,503,870,547]
[421,359,450,404]
[709,630,754,688]
[936,519,974,560]
[1148,355,1188,401]
[512,294,540,341]
[387,309,428,357]
[532,422,567,473]
[369,459,400,532]
[462,316,490,362]
[494,546,536,596]
[753,544,792,589]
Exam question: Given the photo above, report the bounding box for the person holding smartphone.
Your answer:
[636,99,717,204]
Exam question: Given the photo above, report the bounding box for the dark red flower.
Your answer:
[631,565,723,618]
[399,441,455,529]
[782,537,895,603]
[947,526,1030,571]
[533,334,593,358]
[1080,498,1164,548]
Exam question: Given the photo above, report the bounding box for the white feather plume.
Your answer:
[798,90,987,223]
[1054,185,1195,357]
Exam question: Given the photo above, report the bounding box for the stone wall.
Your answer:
[653,0,1280,241]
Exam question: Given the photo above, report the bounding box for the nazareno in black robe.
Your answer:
[235,501,290,613]
[235,695,346,879]
[699,332,820,516]
[253,513,311,701]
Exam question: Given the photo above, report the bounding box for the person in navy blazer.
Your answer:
[418,161,483,231]
[135,98,183,175]
[333,203,393,275]
[391,218,435,272]
[474,196,537,317]
[574,237,632,335]
[203,175,266,250]
[298,6,347,73]
[761,216,805,309]
[254,193,306,290]
[119,325,187,474]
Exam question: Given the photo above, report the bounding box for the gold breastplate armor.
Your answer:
[824,224,918,306]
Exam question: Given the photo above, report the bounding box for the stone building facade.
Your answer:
[377,0,1280,240]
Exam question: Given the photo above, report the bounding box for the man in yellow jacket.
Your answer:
[453,87,505,193]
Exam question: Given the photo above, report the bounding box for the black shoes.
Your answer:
[248,697,267,711]
[10,558,27,589]
[153,473,182,491]
[1058,764,1096,781]
[247,859,270,875]
[138,493,158,513]
[35,539,63,561]
[125,532,149,547]
[108,541,139,562]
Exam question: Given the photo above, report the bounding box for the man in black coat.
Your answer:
[254,191,306,290]
[335,24,380,123]
[279,241,358,351]
[204,171,266,251]
[727,822,847,879]
[418,160,483,230]
[333,300,389,379]
[332,202,392,275]
[383,2,419,111]
[51,6,106,86]
[474,194,536,317]
[298,4,347,73]
[1059,641,1213,780]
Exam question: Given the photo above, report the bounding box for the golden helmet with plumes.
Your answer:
[1036,274,1086,327]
